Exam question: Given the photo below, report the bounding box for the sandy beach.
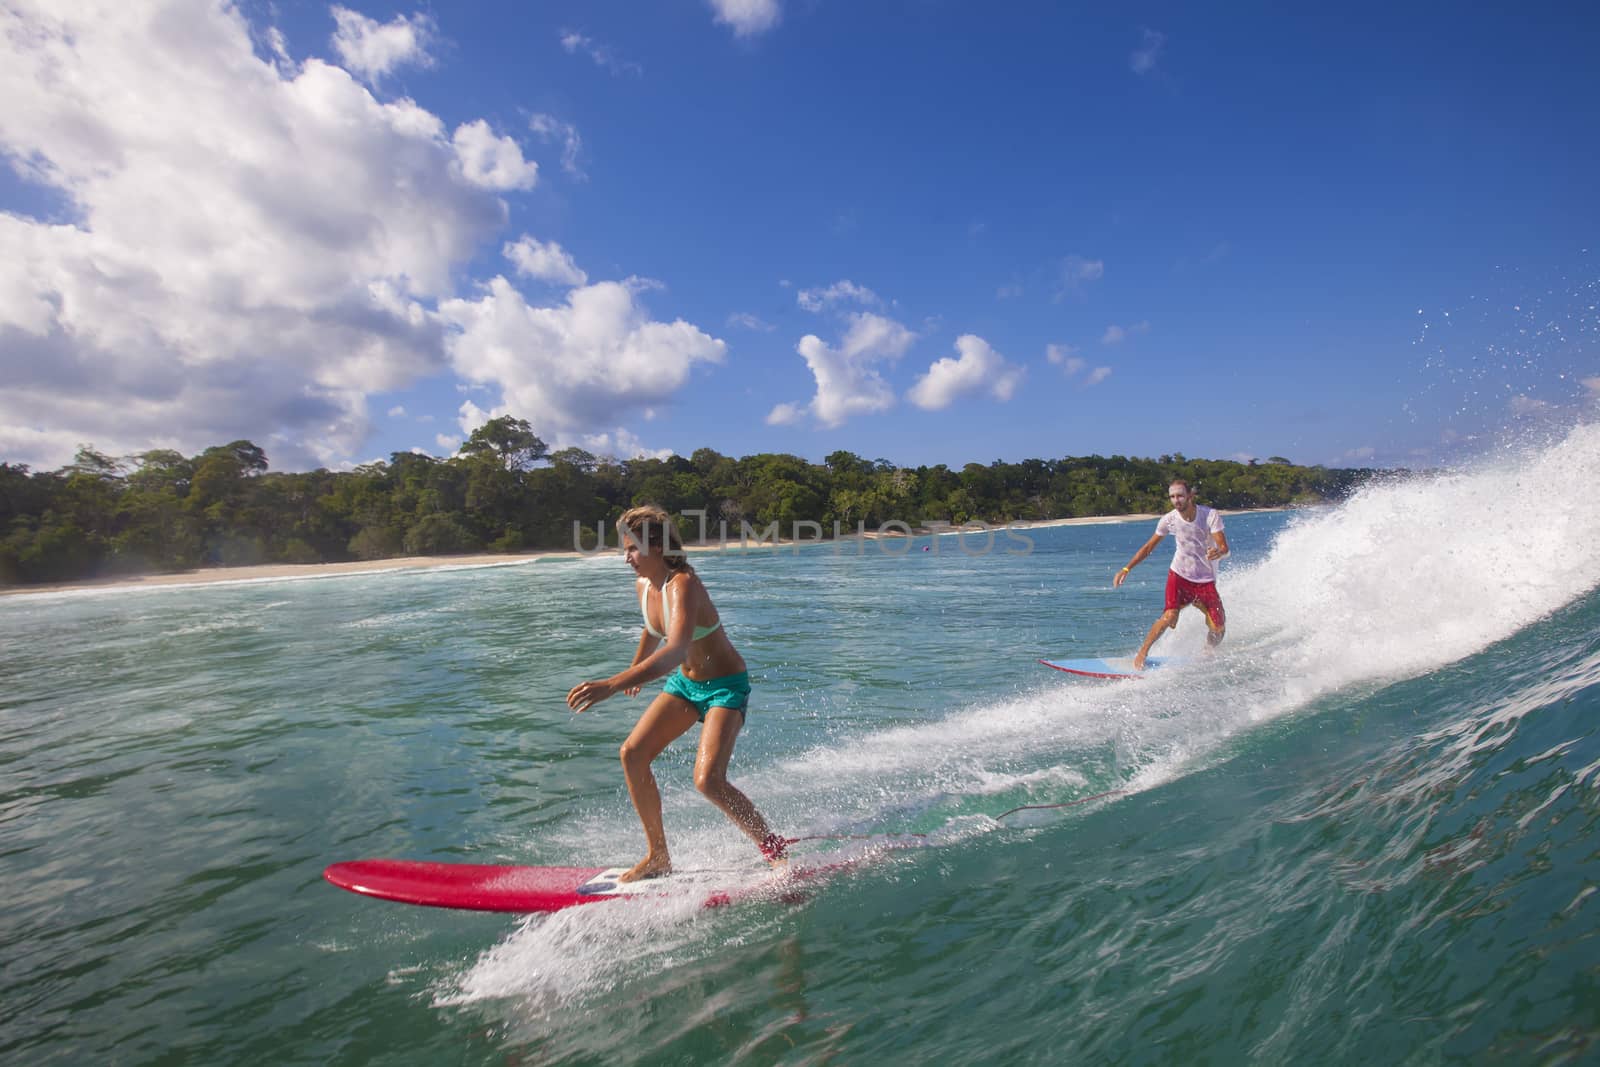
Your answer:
[0,511,1197,597]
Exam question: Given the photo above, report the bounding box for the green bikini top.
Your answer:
[638,577,722,641]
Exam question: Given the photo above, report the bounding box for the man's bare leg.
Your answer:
[1133,610,1180,670]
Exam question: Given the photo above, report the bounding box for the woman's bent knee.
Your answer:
[694,767,728,796]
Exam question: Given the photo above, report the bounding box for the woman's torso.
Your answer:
[640,573,747,679]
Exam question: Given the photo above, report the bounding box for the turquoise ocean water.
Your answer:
[4,424,1600,1065]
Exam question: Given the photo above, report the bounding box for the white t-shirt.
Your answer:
[1155,505,1226,583]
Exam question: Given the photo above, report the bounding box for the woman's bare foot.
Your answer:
[617,853,672,883]
[760,832,791,870]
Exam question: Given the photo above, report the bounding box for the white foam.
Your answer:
[449,420,1600,1010]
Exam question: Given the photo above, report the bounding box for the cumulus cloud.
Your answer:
[768,312,916,427]
[1131,28,1166,76]
[331,6,437,83]
[797,279,880,313]
[529,113,586,180]
[0,0,710,472]
[452,119,540,191]
[1101,321,1151,344]
[0,0,536,468]
[440,277,727,437]
[504,236,588,287]
[765,402,806,426]
[907,335,1025,411]
[581,427,673,461]
[708,0,782,38]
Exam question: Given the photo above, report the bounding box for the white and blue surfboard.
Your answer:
[1039,656,1185,679]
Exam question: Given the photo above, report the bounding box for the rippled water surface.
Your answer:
[5,425,1600,1065]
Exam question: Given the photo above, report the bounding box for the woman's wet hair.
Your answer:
[617,505,693,573]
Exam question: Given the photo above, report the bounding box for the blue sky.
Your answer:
[1,0,1595,474]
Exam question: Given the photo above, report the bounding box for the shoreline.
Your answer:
[0,509,1287,598]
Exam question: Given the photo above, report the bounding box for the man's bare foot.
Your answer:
[1132,653,1147,670]
[617,854,671,883]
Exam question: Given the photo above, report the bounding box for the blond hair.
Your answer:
[617,505,693,573]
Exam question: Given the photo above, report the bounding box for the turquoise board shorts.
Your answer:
[663,669,751,722]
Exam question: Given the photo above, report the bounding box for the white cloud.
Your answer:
[907,335,1025,411]
[440,277,727,438]
[452,119,539,191]
[581,427,673,461]
[797,279,880,313]
[728,312,774,331]
[1054,255,1105,301]
[765,402,806,426]
[530,113,586,180]
[1131,28,1166,76]
[708,0,782,38]
[1046,342,1081,369]
[1049,343,1109,385]
[0,0,529,470]
[387,405,407,417]
[770,312,916,427]
[1509,395,1550,417]
[266,27,292,70]
[455,399,490,441]
[1101,321,1151,344]
[331,6,437,83]
[558,30,641,77]
[504,236,588,287]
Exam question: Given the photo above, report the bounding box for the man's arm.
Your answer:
[1114,533,1165,587]
[1207,529,1230,562]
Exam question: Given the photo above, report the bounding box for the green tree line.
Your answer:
[0,416,1385,586]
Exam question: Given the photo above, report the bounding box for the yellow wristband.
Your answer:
[1119,566,1131,574]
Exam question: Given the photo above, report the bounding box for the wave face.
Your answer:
[2,422,1598,1064]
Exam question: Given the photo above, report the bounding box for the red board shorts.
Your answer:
[1165,571,1225,631]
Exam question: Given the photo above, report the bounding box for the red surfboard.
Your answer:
[323,860,632,912]
[322,855,870,912]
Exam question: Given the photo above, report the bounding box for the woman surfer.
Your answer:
[566,505,787,882]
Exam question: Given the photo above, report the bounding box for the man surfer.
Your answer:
[567,505,787,882]
[1113,480,1230,670]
